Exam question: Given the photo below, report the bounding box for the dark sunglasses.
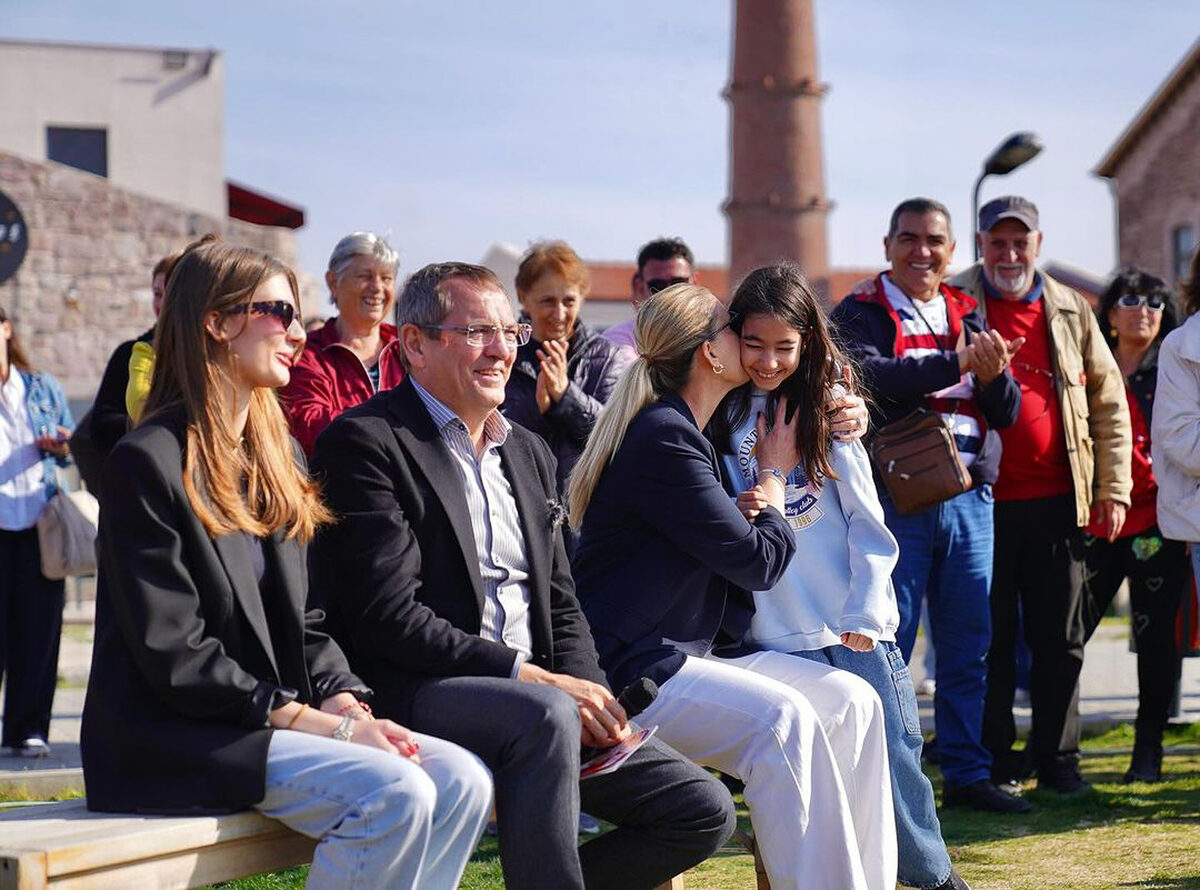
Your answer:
[228,300,299,328]
[1116,294,1165,312]
[645,276,691,295]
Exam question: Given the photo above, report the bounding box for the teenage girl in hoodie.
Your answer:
[712,263,969,890]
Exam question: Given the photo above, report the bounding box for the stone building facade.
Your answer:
[0,150,297,400]
[1095,38,1200,286]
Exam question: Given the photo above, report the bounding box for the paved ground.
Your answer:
[1,600,1197,787]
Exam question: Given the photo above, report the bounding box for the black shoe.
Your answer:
[942,779,1033,814]
[933,868,972,890]
[1122,742,1163,784]
[921,735,941,767]
[990,748,1033,786]
[1036,770,1091,794]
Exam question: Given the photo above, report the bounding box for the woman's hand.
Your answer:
[840,632,876,652]
[829,395,868,441]
[36,425,72,457]
[736,485,771,521]
[535,339,570,413]
[351,718,422,763]
[755,398,801,477]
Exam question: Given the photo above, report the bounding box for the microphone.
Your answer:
[616,677,658,719]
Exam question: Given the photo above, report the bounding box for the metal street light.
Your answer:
[972,131,1044,259]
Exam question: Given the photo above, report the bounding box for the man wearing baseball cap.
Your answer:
[951,197,1131,794]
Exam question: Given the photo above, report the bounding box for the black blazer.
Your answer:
[81,413,367,814]
[309,378,609,722]
[570,393,797,694]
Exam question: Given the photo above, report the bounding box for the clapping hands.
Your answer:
[957,330,1026,383]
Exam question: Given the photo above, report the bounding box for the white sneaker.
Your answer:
[916,678,936,697]
[17,737,50,758]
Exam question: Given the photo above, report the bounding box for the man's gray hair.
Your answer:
[395,262,505,371]
[327,231,400,282]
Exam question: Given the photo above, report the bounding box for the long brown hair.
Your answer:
[0,305,35,374]
[712,263,854,488]
[142,239,331,542]
[567,284,722,528]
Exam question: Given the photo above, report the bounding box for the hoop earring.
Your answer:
[713,363,725,375]
[1109,326,1118,339]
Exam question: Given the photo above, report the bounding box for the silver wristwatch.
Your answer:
[332,715,355,742]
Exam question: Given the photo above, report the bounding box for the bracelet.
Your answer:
[759,466,787,486]
[284,703,309,730]
[332,715,355,742]
[336,701,373,718]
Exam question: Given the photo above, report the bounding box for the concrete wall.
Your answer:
[0,39,225,218]
[0,151,296,400]
[1109,64,1200,284]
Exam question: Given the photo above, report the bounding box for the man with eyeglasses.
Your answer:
[602,237,695,368]
[309,262,735,890]
[950,197,1132,795]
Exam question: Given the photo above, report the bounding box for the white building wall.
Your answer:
[0,39,225,217]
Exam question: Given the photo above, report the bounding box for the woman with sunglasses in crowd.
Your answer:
[81,239,491,889]
[1082,268,1189,783]
[569,284,894,890]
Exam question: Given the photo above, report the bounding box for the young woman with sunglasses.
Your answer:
[1083,267,1189,783]
[81,239,491,889]
[569,284,895,890]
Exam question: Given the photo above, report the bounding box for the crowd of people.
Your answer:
[0,192,1197,889]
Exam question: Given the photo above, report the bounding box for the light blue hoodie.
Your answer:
[721,389,899,651]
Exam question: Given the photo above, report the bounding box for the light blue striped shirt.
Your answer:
[411,378,533,669]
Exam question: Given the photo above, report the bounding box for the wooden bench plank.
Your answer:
[0,802,314,890]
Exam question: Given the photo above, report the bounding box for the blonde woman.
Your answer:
[569,284,896,890]
[80,240,490,889]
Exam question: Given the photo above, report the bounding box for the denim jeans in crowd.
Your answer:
[883,484,994,788]
[255,729,492,890]
[793,642,952,889]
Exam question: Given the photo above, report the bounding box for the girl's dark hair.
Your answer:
[1096,266,1178,348]
[712,262,855,488]
[0,305,35,373]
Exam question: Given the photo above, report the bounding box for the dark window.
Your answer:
[46,126,108,178]
[1173,224,1197,283]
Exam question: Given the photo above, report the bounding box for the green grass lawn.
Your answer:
[199,723,1200,890]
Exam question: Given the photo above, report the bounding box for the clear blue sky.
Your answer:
[3,0,1199,301]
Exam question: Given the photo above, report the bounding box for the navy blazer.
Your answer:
[571,393,797,693]
[82,413,366,814]
[309,378,610,723]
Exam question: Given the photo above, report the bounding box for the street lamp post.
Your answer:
[972,132,1044,259]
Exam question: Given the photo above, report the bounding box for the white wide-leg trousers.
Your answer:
[638,650,897,890]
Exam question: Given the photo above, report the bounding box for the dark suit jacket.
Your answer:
[309,378,609,723]
[81,413,366,814]
[571,393,797,694]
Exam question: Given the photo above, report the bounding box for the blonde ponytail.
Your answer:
[567,284,721,528]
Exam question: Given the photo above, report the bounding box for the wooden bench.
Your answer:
[0,800,315,889]
[0,800,695,889]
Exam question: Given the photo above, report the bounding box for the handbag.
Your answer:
[869,407,972,515]
[36,468,100,580]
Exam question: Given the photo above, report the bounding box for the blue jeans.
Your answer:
[883,484,994,787]
[793,643,951,888]
[255,729,492,890]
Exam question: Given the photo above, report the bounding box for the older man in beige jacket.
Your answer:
[950,196,1131,795]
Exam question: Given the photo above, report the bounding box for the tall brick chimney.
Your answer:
[724,0,831,294]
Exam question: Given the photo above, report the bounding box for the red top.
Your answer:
[279,318,406,455]
[986,296,1073,501]
[1085,383,1156,538]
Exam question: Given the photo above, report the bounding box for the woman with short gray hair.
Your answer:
[281,232,405,453]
